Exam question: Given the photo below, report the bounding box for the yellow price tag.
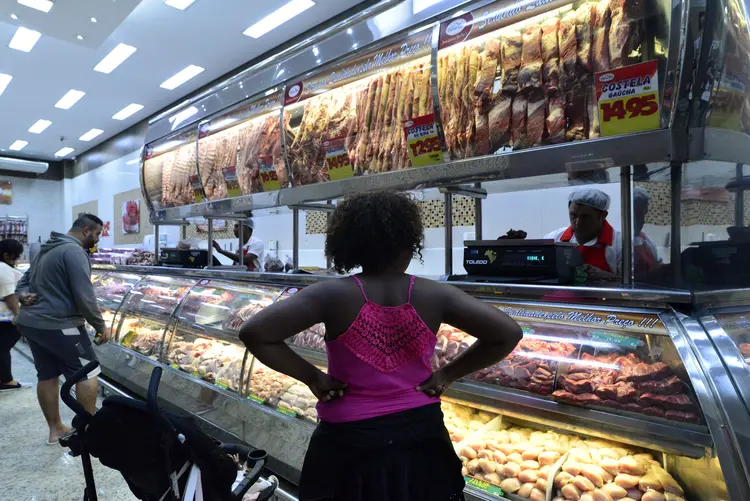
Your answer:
[404,114,443,168]
[258,156,281,192]
[222,166,242,197]
[595,60,660,138]
[323,137,354,181]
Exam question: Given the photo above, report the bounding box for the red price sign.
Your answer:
[404,114,443,167]
[324,137,354,181]
[257,156,280,192]
[596,60,660,137]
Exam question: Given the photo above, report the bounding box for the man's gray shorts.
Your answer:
[17,325,100,381]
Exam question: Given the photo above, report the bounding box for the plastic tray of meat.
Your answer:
[246,364,297,405]
[288,323,326,351]
[552,343,703,425]
[167,335,247,392]
[467,337,577,396]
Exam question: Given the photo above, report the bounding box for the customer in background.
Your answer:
[15,214,108,446]
[240,191,523,501]
[213,221,265,271]
[0,238,30,391]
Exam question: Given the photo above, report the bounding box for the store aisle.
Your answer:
[0,350,139,501]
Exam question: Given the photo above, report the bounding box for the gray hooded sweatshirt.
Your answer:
[15,232,106,334]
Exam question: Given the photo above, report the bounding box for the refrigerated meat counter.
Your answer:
[88,265,749,501]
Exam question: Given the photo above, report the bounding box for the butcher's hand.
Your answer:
[212,240,222,251]
[308,371,346,402]
[417,369,454,398]
[18,293,38,306]
[584,264,617,281]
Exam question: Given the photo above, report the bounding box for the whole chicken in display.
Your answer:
[168,336,246,391]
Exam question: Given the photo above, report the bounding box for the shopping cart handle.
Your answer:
[232,449,267,499]
[60,361,100,419]
[146,367,177,436]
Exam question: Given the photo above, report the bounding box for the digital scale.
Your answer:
[159,248,220,268]
[461,240,584,282]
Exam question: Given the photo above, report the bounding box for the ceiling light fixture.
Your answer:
[112,103,144,120]
[9,26,41,52]
[28,119,52,134]
[90,17,97,23]
[79,128,104,141]
[17,0,53,13]
[243,0,314,39]
[55,147,74,157]
[94,43,137,73]
[0,74,12,96]
[312,46,319,56]
[11,14,18,20]
[346,28,352,34]
[76,34,84,40]
[9,140,28,151]
[160,65,204,90]
[55,89,85,109]
[165,0,195,10]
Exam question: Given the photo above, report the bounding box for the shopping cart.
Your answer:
[60,361,277,501]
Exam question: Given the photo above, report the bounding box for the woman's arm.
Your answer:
[4,294,19,317]
[239,282,345,401]
[417,284,523,396]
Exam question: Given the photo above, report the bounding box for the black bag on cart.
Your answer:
[60,362,276,501]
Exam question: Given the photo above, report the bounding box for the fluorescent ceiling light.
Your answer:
[0,74,12,96]
[126,159,139,165]
[9,26,41,52]
[165,0,195,9]
[79,128,104,141]
[11,14,18,19]
[9,140,28,151]
[112,103,144,120]
[28,119,51,134]
[55,147,74,157]
[243,0,314,38]
[312,46,319,56]
[160,65,204,90]
[17,0,53,13]
[94,43,137,74]
[55,89,85,109]
[168,106,198,129]
[413,0,444,14]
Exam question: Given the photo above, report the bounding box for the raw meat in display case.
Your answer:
[246,363,297,404]
[118,317,167,357]
[166,333,247,391]
[123,277,193,318]
[288,323,326,351]
[276,383,319,423]
[442,400,496,444]
[92,272,141,311]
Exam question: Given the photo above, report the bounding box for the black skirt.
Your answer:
[299,403,465,501]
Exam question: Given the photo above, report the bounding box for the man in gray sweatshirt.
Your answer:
[16,214,106,445]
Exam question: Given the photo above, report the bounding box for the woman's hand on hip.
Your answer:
[308,371,347,402]
[416,369,454,398]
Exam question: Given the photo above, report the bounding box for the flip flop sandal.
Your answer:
[0,382,23,391]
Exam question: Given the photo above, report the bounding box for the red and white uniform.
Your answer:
[545,220,621,274]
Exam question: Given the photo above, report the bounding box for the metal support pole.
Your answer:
[237,222,244,266]
[474,182,483,240]
[154,224,160,265]
[207,219,213,268]
[670,162,682,286]
[735,164,744,227]
[444,192,453,276]
[620,165,633,286]
[292,208,300,269]
[326,200,333,269]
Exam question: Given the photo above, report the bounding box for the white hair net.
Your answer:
[633,186,651,206]
[568,187,611,211]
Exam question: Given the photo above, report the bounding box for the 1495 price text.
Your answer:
[600,93,658,122]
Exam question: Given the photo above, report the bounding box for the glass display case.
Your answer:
[92,271,142,337]
[163,280,283,392]
[142,127,201,211]
[114,275,196,357]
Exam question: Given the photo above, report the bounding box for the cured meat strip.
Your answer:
[465,49,480,156]
[475,38,500,96]
[559,11,578,92]
[586,76,600,138]
[565,85,587,141]
[592,0,611,72]
[198,136,223,200]
[419,64,431,116]
[520,25,543,90]
[502,34,522,92]
[527,91,546,147]
[609,0,644,68]
[452,47,469,158]
[442,54,457,158]
[511,94,527,149]
[474,87,492,156]
[545,92,565,144]
[576,3,596,73]
[354,78,378,174]
[379,70,402,173]
[541,17,560,93]
[488,93,512,151]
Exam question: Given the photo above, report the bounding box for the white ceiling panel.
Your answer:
[0,0,365,161]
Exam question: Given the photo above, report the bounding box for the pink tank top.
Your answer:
[316,275,439,423]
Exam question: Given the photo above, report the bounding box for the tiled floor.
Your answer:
[0,349,139,501]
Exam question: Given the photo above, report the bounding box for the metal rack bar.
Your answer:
[474,182,483,241]
[292,208,299,269]
[621,165,633,285]
[444,192,453,276]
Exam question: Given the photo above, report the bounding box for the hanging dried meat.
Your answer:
[475,39,500,96]
[576,3,596,73]
[501,34,523,92]
[566,85,587,142]
[512,94,528,149]
[592,0,611,72]
[559,11,578,92]
[609,0,644,68]
[545,93,566,144]
[520,25,543,90]
[488,93,512,151]
[541,17,561,93]
[198,136,226,201]
[527,92,546,147]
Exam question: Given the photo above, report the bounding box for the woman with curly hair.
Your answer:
[240,191,522,501]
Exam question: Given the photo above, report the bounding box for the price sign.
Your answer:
[464,476,504,498]
[404,114,443,167]
[596,60,660,137]
[276,405,297,417]
[323,137,354,181]
[222,166,241,197]
[257,156,280,192]
[247,394,265,405]
[590,331,645,349]
[189,175,205,203]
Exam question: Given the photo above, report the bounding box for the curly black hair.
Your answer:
[325,191,424,274]
[0,238,23,259]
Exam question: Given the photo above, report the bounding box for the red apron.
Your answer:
[634,233,657,273]
[560,221,615,273]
